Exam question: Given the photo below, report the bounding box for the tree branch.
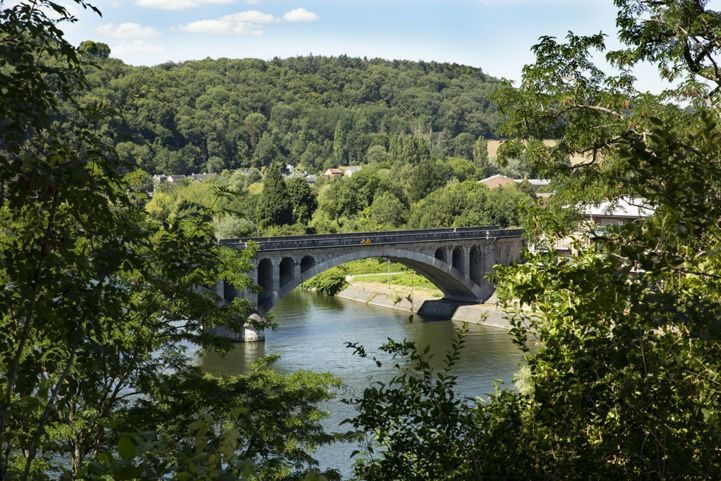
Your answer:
[21,341,78,481]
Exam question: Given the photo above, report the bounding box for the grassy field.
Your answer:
[351,272,440,291]
[332,259,444,297]
[343,258,409,275]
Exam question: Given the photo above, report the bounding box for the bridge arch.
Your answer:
[470,245,482,284]
[263,247,486,315]
[257,258,273,306]
[279,257,294,288]
[300,255,315,273]
[452,246,464,272]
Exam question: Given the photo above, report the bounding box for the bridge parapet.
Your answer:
[220,226,522,252]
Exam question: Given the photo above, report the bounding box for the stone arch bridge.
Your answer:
[213,226,523,341]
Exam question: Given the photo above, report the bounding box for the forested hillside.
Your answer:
[77,43,504,174]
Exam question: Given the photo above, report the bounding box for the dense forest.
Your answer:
[77,42,505,175]
[75,43,537,237]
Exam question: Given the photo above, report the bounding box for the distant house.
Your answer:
[286,164,296,174]
[153,173,217,189]
[304,174,318,184]
[551,197,654,256]
[524,178,551,190]
[324,168,344,178]
[479,174,550,191]
[583,197,654,232]
[189,172,216,182]
[479,174,516,189]
[344,166,362,177]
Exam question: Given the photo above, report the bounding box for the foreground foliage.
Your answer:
[345,326,528,481]
[348,1,721,479]
[0,2,340,479]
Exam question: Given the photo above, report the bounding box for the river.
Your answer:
[200,289,524,478]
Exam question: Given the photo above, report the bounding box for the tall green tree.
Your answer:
[286,177,318,225]
[452,132,474,159]
[332,120,345,164]
[401,136,430,165]
[370,191,407,228]
[472,135,489,174]
[406,158,450,203]
[256,162,293,228]
[387,134,402,164]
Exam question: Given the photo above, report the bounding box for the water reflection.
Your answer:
[202,341,266,377]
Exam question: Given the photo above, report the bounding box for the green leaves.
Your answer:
[1,3,342,480]
[299,266,349,296]
[117,435,136,461]
[487,2,721,477]
[346,325,495,481]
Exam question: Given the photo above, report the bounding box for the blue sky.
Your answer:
[57,0,709,92]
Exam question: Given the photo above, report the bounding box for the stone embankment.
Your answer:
[337,279,516,329]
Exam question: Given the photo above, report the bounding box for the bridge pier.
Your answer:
[243,313,266,342]
[203,312,266,342]
[216,227,523,341]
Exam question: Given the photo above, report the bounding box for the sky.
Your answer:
[55,0,717,92]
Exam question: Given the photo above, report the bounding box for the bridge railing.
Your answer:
[219,226,524,252]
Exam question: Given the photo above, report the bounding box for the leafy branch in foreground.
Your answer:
[343,325,532,481]
[490,0,721,479]
[1,2,341,479]
[348,1,721,480]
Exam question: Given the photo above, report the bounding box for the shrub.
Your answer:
[300,266,349,295]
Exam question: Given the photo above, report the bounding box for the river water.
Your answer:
[200,289,524,478]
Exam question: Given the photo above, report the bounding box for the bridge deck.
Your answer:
[220,226,524,252]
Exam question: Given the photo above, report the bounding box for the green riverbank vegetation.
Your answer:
[300,259,442,297]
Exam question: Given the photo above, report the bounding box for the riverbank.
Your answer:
[337,279,516,330]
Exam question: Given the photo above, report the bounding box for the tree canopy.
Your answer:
[0,2,343,479]
[70,52,505,174]
[347,0,721,479]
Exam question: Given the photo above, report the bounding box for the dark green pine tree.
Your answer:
[256,162,293,228]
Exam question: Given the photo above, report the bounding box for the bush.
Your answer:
[300,266,349,295]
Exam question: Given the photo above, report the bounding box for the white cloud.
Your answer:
[177,10,279,35]
[97,23,161,39]
[224,10,278,23]
[113,39,166,55]
[135,0,236,11]
[283,7,318,22]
